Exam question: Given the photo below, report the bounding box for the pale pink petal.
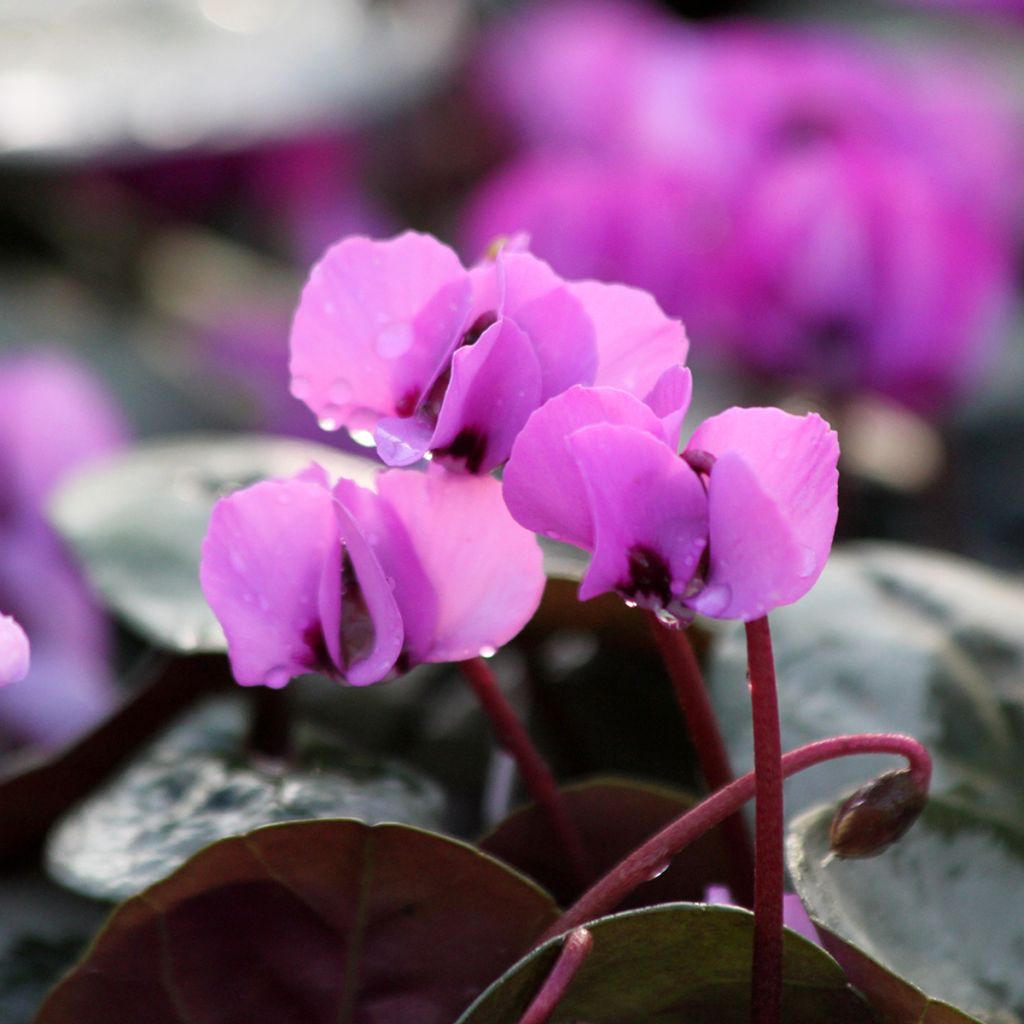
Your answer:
[289,232,472,434]
[377,469,545,663]
[333,477,439,665]
[642,365,693,449]
[0,614,29,687]
[685,408,838,618]
[568,424,708,616]
[431,318,543,474]
[322,499,404,686]
[574,279,689,397]
[200,476,337,687]
[503,386,669,549]
[494,251,598,400]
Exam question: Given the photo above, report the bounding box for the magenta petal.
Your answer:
[642,365,693,450]
[431,318,543,474]
[686,409,839,620]
[567,424,708,613]
[574,279,689,398]
[200,475,338,687]
[377,468,545,663]
[495,251,598,399]
[503,385,669,549]
[289,232,472,433]
[0,614,29,687]
[323,499,404,686]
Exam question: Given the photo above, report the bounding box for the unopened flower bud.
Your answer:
[829,768,927,859]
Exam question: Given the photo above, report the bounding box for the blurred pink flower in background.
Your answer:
[463,2,1020,414]
[0,350,128,747]
[0,614,29,689]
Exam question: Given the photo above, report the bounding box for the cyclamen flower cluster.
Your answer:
[201,233,839,689]
[464,2,1019,413]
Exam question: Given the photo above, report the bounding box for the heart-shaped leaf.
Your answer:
[480,778,730,907]
[48,433,380,653]
[788,794,1024,1023]
[708,544,1024,823]
[45,697,446,901]
[456,903,872,1024]
[37,819,560,1024]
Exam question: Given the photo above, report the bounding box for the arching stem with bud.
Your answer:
[538,731,930,943]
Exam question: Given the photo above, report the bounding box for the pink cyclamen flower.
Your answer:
[289,231,687,474]
[0,614,29,687]
[200,464,546,688]
[704,885,821,946]
[503,386,838,623]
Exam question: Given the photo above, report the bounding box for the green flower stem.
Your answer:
[538,731,930,943]
[745,615,784,1024]
[459,656,593,886]
[517,927,594,1024]
[647,612,754,907]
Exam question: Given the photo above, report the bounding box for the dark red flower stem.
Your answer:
[517,927,594,1024]
[745,615,783,1024]
[459,657,593,886]
[538,731,930,942]
[246,684,292,761]
[646,612,754,907]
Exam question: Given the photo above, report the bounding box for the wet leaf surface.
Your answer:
[480,778,731,908]
[48,433,380,653]
[37,819,560,1024]
[788,794,1024,1023]
[45,697,445,902]
[709,543,1024,823]
[457,903,872,1024]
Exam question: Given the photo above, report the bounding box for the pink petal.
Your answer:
[289,232,472,434]
[377,468,545,663]
[0,614,29,687]
[200,475,337,687]
[503,385,669,549]
[491,250,598,400]
[567,424,708,616]
[319,499,404,686]
[685,408,839,620]
[431,318,543,474]
[333,477,439,666]
[574,279,689,397]
[642,365,693,450]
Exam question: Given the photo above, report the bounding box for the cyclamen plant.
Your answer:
[199,231,931,1024]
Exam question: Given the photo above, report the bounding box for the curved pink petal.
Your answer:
[318,499,404,686]
[574,279,688,397]
[503,385,669,549]
[642,365,693,450]
[0,614,29,687]
[686,408,839,620]
[492,251,598,400]
[431,318,543,474]
[377,468,545,663]
[333,477,439,666]
[200,475,337,687]
[568,424,708,617]
[289,232,472,434]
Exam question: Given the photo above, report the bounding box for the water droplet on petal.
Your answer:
[291,376,312,400]
[623,598,638,609]
[265,667,292,687]
[479,645,497,659]
[697,582,732,616]
[798,546,819,578]
[376,322,414,358]
[655,607,682,629]
[318,416,339,432]
[349,428,375,448]
[328,379,352,405]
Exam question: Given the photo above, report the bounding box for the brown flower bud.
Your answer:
[829,768,927,859]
